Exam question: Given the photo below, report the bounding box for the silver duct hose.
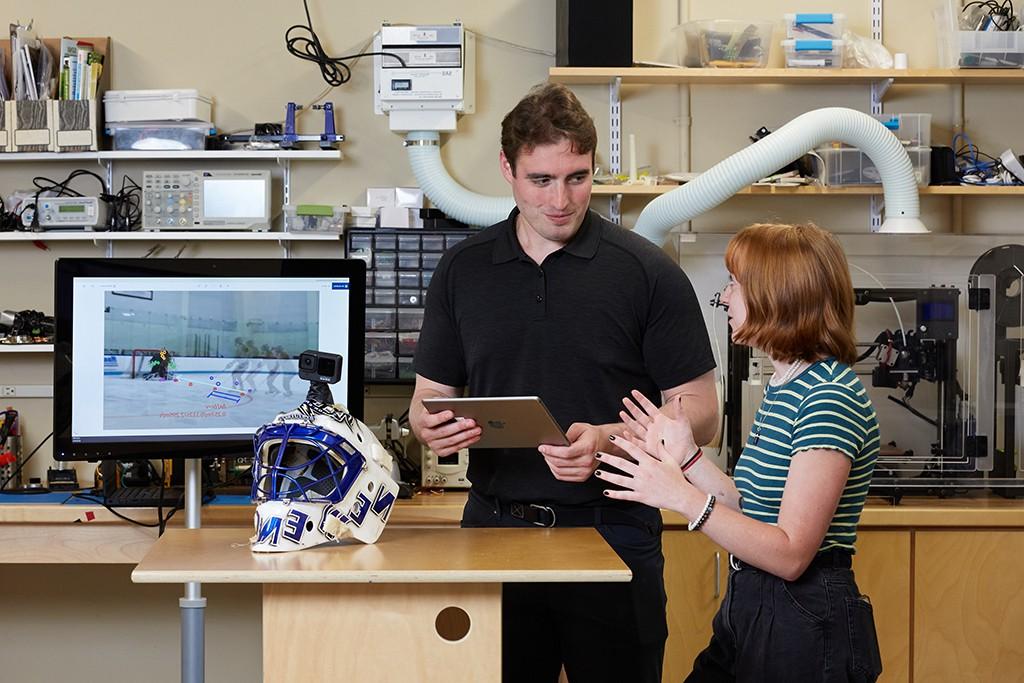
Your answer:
[634,107,927,244]
[405,107,926,237]
[405,131,515,227]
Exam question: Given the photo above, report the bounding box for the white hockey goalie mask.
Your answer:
[250,399,399,551]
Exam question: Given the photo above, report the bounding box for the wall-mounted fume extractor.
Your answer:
[374,22,476,132]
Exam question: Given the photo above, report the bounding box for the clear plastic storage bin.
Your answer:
[958,30,1024,68]
[366,332,397,356]
[675,20,774,68]
[283,205,347,233]
[873,113,931,148]
[815,146,931,187]
[784,13,846,40]
[782,39,845,68]
[106,121,213,151]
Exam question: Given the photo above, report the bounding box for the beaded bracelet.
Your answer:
[680,447,703,472]
[687,493,716,532]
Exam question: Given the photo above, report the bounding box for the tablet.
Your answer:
[422,396,570,449]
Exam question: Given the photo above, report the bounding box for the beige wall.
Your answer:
[4,0,1022,482]
[1,2,1022,679]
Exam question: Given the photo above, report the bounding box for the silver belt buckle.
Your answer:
[729,553,742,571]
[530,504,557,528]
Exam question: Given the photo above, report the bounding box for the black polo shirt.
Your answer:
[415,208,715,506]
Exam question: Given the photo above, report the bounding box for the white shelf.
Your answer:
[0,231,343,242]
[0,344,53,353]
[0,150,342,162]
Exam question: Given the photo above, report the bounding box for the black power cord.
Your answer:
[23,169,141,232]
[286,0,407,87]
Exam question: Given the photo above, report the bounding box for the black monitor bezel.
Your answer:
[53,257,365,461]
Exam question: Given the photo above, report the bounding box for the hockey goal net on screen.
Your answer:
[130,349,165,379]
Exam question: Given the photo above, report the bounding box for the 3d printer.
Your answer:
[725,245,1024,498]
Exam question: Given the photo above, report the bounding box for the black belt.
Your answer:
[729,548,853,572]
[470,490,658,534]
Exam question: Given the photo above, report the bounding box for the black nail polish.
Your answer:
[602,491,610,496]
[608,434,616,441]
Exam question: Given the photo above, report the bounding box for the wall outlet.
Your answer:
[0,386,15,397]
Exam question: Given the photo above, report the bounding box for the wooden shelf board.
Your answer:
[550,66,1024,86]
[591,184,1024,197]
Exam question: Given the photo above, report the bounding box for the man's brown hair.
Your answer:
[500,83,597,174]
[725,223,857,365]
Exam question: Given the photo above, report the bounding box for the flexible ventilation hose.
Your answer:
[405,107,925,237]
[634,107,926,244]
[405,131,515,227]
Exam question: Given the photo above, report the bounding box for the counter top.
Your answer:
[132,527,631,585]
[3,491,1024,528]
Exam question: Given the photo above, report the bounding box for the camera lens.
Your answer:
[299,354,315,369]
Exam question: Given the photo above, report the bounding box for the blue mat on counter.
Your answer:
[0,491,253,505]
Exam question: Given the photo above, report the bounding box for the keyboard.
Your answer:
[105,486,186,508]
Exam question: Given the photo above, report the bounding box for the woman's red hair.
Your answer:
[725,223,857,365]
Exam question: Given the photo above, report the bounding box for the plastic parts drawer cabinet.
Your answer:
[347,227,475,382]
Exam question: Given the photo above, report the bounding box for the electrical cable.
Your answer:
[476,32,555,58]
[286,0,407,87]
[21,169,142,231]
[848,263,908,347]
[69,492,180,529]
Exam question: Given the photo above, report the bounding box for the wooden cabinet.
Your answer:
[914,531,1024,683]
[853,531,912,683]
[662,530,728,682]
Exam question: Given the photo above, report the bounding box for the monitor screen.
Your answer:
[53,258,365,461]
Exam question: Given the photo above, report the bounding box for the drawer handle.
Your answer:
[714,551,721,599]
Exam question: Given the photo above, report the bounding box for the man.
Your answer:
[410,82,718,683]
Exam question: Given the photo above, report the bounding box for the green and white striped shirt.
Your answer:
[734,359,879,553]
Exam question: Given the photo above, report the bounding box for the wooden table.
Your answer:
[132,526,631,682]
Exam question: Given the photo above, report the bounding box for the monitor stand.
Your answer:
[181,457,206,683]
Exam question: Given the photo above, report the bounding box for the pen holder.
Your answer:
[11,99,54,152]
[52,98,99,152]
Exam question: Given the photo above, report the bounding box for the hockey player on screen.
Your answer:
[143,348,174,381]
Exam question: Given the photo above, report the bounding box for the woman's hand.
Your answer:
[595,433,702,516]
[619,389,698,467]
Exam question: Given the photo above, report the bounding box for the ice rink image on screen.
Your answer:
[101,289,319,431]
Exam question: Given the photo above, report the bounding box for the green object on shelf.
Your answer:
[296,204,334,216]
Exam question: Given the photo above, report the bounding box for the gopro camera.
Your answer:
[298,350,343,384]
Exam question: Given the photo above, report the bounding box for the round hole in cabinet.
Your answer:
[434,605,471,642]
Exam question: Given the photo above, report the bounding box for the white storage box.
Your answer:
[816,146,931,187]
[283,204,348,233]
[783,39,845,68]
[958,31,1024,68]
[784,13,846,40]
[103,89,213,122]
[106,121,213,151]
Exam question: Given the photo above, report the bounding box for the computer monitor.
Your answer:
[53,258,365,461]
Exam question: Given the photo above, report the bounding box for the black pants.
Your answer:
[463,490,668,683]
[686,553,883,683]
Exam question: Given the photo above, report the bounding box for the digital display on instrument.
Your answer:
[203,178,267,218]
[59,205,86,213]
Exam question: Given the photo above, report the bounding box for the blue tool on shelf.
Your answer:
[223,101,345,150]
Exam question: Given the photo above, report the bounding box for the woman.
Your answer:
[595,223,883,682]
